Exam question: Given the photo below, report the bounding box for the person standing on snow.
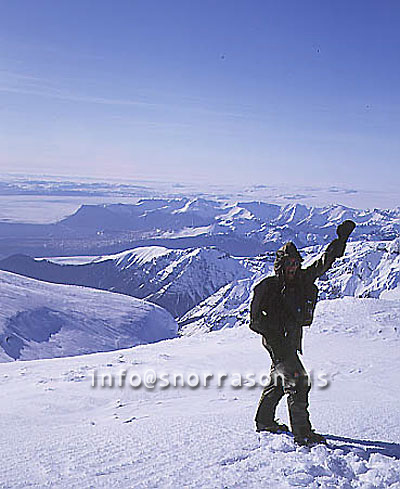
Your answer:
[249,220,356,446]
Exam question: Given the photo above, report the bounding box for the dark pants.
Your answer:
[255,353,312,437]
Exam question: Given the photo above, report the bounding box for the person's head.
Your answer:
[282,256,301,282]
[274,241,303,282]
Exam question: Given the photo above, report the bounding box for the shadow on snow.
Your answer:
[326,434,400,460]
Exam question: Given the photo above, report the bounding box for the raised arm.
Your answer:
[304,220,356,282]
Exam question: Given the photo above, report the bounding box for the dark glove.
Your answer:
[336,220,356,241]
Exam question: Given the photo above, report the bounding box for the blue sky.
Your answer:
[0,0,399,188]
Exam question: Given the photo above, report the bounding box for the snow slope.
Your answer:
[317,239,400,300]
[0,270,177,362]
[0,297,399,488]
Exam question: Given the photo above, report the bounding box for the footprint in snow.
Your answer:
[220,452,250,466]
[123,416,137,424]
[63,370,86,382]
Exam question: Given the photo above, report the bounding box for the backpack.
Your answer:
[249,277,280,335]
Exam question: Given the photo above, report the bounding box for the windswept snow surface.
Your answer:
[0,297,399,488]
[0,271,177,362]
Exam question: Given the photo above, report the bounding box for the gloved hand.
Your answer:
[336,220,356,241]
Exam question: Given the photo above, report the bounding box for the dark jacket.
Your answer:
[250,238,346,364]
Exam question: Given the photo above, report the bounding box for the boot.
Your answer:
[306,431,326,444]
[294,430,326,447]
[256,420,289,433]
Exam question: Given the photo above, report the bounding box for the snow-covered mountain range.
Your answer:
[0,246,251,318]
[1,197,399,258]
[59,198,400,248]
[179,239,400,334]
[0,270,177,362]
[1,238,400,337]
[1,198,400,364]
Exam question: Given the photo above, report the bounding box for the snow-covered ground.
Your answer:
[0,297,399,488]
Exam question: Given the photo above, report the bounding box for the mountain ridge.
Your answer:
[1,198,399,258]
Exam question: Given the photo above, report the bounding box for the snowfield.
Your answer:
[0,270,177,362]
[0,297,399,488]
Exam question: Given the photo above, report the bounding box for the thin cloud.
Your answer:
[0,69,258,121]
